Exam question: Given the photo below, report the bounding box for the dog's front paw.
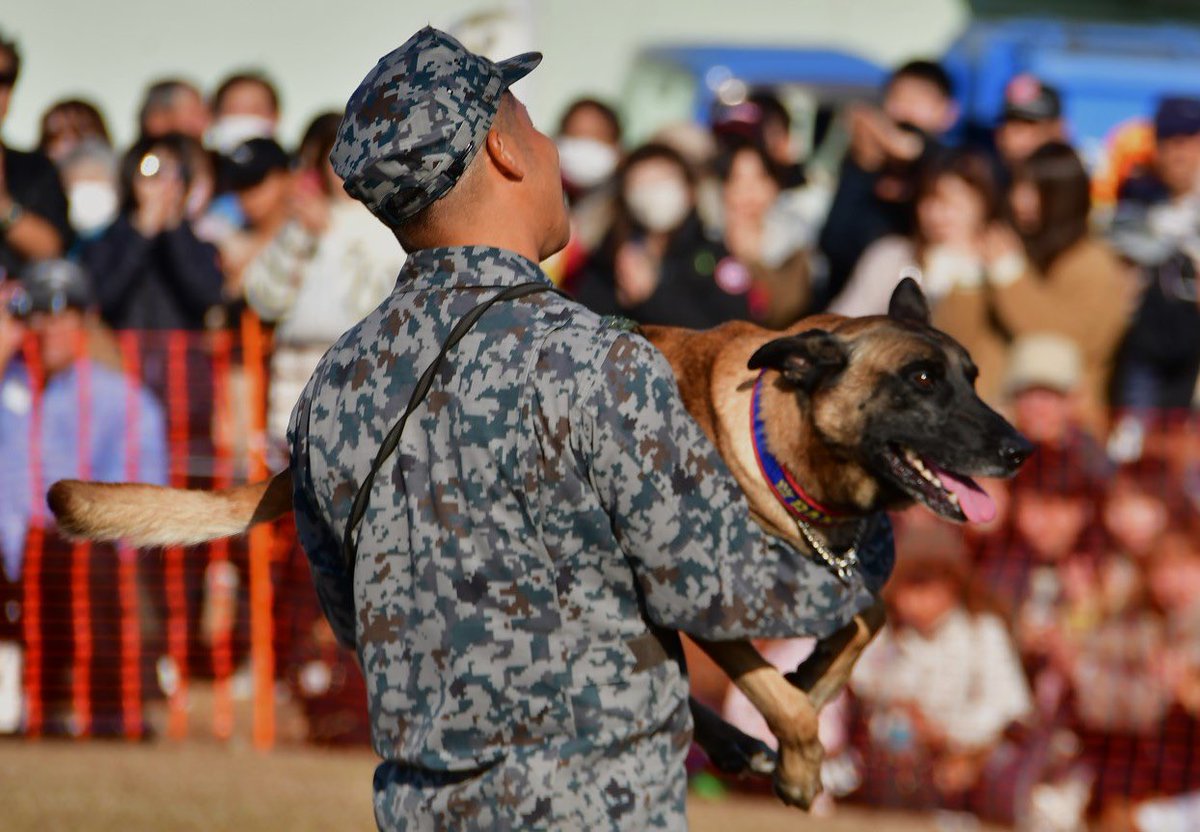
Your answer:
[772,741,824,810]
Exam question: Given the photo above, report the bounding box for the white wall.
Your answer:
[3,0,967,150]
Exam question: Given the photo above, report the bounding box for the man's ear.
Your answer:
[887,277,930,325]
[747,330,848,391]
[484,124,525,182]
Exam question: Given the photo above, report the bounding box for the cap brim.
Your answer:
[496,51,542,87]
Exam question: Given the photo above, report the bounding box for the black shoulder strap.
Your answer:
[340,282,566,572]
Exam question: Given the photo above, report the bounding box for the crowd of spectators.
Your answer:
[0,22,1199,831]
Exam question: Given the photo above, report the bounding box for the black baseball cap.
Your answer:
[11,259,93,316]
[1002,74,1062,123]
[1155,96,1200,141]
[222,137,290,191]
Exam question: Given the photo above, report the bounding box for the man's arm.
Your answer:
[288,387,357,652]
[581,332,892,641]
[0,147,69,261]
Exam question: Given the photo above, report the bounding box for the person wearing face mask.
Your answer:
[543,97,622,288]
[574,142,753,328]
[205,70,280,155]
[58,140,120,245]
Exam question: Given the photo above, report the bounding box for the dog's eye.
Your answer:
[910,370,936,391]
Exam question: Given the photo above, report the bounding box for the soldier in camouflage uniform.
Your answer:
[289,26,893,831]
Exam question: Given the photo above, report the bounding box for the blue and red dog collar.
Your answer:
[749,371,847,527]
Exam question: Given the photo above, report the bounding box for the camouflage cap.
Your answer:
[331,26,542,226]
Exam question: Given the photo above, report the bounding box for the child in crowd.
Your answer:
[850,519,1032,821]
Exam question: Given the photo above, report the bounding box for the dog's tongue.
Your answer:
[929,464,996,524]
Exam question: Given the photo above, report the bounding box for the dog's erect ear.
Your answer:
[747,330,848,391]
[887,277,931,325]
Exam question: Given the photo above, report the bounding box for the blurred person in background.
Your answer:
[0,29,70,279]
[557,97,621,204]
[546,96,622,288]
[138,78,210,141]
[1120,96,1200,215]
[995,75,1066,170]
[817,59,958,307]
[979,448,1105,624]
[831,151,1014,403]
[0,261,166,736]
[138,79,216,221]
[985,142,1134,433]
[850,522,1032,822]
[574,142,753,327]
[82,133,223,331]
[1128,524,1200,832]
[36,98,110,165]
[244,112,404,443]
[57,140,119,246]
[205,70,280,155]
[1102,456,1181,569]
[1003,335,1111,479]
[1108,216,1200,412]
[200,137,292,300]
[716,136,811,327]
[712,89,805,187]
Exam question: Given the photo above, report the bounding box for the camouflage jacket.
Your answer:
[287,245,894,771]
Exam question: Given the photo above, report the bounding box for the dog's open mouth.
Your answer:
[883,445,996,524]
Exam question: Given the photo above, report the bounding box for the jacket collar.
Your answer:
[396,245,552,293]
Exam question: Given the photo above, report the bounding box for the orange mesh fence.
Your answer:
[3,318,329,747]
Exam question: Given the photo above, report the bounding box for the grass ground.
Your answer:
[0,738,979,831]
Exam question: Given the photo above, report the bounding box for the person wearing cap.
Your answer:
[290,27,893,830]
[195,136,293,293]
[995,74,1066,169]
[0,260,166,735]
[0,29,70,279]
[1004,333,1110,483]
[81,133,224,331]
[1120,96,1200,210]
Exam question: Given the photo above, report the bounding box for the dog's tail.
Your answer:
[46,468,294,547]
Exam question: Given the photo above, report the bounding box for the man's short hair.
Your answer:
[887,59,954,100]
[393,91,518,249]
[0,28,20,83]
[211,71,280,116]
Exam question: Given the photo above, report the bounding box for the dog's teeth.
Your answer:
[947,492,960,505]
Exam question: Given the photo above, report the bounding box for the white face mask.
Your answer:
[625,180,691,232]
[68,181,119,235]
[204,114,276,155]
[557,137,618,190]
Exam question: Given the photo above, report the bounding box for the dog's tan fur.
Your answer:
[48,309,942,808]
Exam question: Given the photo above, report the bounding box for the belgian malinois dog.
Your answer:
[48,278,1030,807]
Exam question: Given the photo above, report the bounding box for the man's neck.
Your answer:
[424,227,542,265]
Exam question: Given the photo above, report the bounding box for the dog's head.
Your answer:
[748,278,1032,523]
